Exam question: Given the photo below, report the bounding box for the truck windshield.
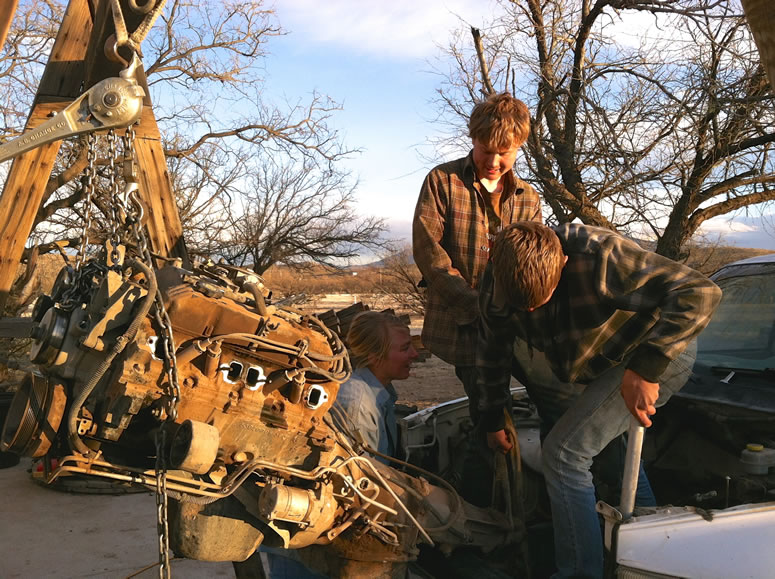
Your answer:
[696,265,775,372]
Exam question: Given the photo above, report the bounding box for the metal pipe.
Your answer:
[243,282,268,317]
[620,417,645,520]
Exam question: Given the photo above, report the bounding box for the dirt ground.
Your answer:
[396,354,465,409]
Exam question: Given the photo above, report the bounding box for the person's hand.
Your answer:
[487,429,513,454]
[620,369,660,427]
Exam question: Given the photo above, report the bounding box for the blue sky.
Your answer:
[264,0,493,249]
[263,0,775,253]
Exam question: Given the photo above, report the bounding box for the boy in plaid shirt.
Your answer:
[479,222,722,578]
[413,93,541,503]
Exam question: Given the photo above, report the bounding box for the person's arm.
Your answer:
[596,234,722,424]
[412,169,479,325]
[597,234,722,381]
[474,264,518,449]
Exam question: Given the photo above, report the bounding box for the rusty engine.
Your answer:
[0,250,521,576]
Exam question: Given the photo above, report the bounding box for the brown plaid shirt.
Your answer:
[476,223,723,430]
[413,152,542,366]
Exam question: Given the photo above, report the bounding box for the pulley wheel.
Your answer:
[1,374,67,458]
[29,307,69,365]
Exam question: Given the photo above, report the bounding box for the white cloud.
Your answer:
[700,219,758,234]
[697,215,775,250]
[274,0,500,60]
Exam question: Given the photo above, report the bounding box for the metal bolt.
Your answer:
[103,91,120,107]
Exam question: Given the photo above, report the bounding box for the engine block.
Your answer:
[1,257,521,576]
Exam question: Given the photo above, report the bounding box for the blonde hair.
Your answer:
[346,311,408,369]
[468,93,530,150]
[491,222,564,310]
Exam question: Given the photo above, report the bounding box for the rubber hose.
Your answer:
[67,259,158,455]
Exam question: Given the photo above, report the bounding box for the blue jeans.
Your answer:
[514,343,657,508]
[514,341,696,578]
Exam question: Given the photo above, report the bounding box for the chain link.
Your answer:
[120,124,181,576]
[122,126,182,422]
[106,129,125,265]
[59,134,102,312]
[74,133,98,273]
[132,207,182,421]
[155,427,172,579]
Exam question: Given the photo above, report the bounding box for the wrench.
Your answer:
[0,54,145,163]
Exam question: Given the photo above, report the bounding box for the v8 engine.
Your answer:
[1,251,522,577]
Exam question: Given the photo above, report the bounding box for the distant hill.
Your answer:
[675,245,774,275]
[359,243,771,275]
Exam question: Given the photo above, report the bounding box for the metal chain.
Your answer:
[135,216,182,421]
[106,129,124,265]
[62,124,180,577]
[63,125,180,576]
[122,125,182,422]
[121,125,181,577]
[60,134,102,312]
[74,133,98,273]
[155,427,171,579]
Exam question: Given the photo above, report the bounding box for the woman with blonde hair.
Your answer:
[335,311,419,463]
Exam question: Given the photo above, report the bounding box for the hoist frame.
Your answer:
[0,0,189,313]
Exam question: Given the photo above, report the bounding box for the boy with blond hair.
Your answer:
[478,221,722,578]
[413,93,541,504]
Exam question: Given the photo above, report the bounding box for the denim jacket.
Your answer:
[334,367,398,463]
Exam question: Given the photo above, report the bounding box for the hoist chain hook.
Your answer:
[128,0,158,15]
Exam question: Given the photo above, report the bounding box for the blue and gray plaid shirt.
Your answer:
[476,223,722,431]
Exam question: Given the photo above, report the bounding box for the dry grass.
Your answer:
[1,243,770,395]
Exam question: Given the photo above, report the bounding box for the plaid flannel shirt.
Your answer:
[476,223,723,430]
[413,152,542,367]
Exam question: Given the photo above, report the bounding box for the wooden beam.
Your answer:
[133,106,188,265]
[0,0,19,50]
[79,0,188,265]
[0,0,93,312]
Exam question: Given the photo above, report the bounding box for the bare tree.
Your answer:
[2,0,373,266]
[215,158,387,274]
[372,244,426,316]
[0,0,59,141]
[433,0,775,259]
